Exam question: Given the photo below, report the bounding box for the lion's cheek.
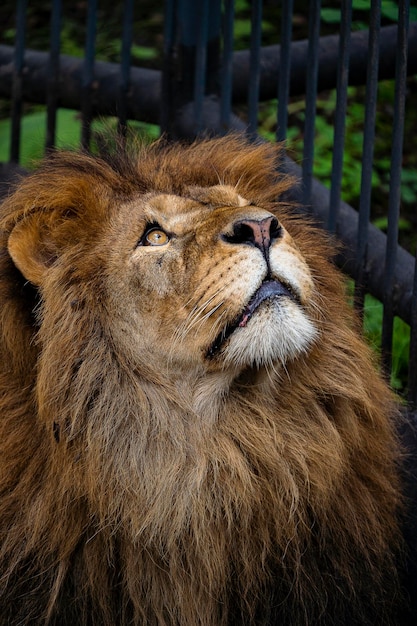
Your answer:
[269,244,314,304]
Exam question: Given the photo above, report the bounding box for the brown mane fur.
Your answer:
[0,136,403,625]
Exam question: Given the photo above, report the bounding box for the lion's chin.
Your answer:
[213,300,317,369]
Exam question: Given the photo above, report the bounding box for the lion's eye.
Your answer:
[139,226,170,247]
[145,229,169,246]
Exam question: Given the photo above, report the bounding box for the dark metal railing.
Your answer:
[9,0,27,163]
[300,0,322,206]
[382,0,411,377]
[354,0,382,316]
[0,0,416,403]
[45,0,62,151]
[326,0,352,232]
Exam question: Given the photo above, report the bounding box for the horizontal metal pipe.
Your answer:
[232,22,417,102]
[0,46,161,124]
[1,24,416,119]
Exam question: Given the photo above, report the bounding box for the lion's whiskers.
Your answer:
[168,289,227,363]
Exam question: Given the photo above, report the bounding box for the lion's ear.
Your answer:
[7,213,58,286]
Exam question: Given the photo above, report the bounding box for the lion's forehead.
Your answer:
[148,197,209,230]
[140,187,252,230]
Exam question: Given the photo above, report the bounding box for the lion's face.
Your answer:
[103,184,316,375]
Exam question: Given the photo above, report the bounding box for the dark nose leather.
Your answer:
[223,216,281,257]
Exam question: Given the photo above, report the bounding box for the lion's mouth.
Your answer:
[207,279,298,358]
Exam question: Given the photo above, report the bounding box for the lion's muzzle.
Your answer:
[221,215,282,264]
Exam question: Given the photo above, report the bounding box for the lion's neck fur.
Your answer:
[0,276,402,625]
[1,332,402,624]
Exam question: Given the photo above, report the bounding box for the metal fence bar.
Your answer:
[409,256,417,406]
[45,0,62,151]
[354,0,381,313]
[170,0,221,136]
[220,0,235,132]
[327,0,352,233]
[81,0,97,150]
[10,0,27,163]
[117,0,134,137]
[381,0,410,376]
[276,0,293,144]
[247,0,262,136]
[301,0,321,206]
[160,0,176,135]
[193,0,209,133]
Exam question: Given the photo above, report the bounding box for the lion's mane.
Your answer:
[0,136,404,625]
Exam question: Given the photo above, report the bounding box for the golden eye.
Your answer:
[144,228,170,246]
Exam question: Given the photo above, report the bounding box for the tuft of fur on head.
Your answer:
[0,135,403,625]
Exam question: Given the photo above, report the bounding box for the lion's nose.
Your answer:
[222,216,281,256]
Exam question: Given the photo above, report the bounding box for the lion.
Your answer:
[0,135,413,625]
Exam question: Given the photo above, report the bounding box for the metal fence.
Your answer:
[0,0,416,404]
